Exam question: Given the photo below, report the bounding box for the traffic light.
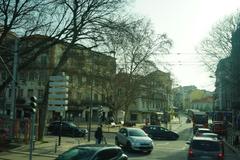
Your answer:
[98,106,103,120]
[23,96,37,116]
[30,96,37,113]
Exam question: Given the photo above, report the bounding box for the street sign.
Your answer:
[48,94,68,99]
[49,75,69,81]
[49,88,69,93]
[49,81,69,86]
[48,106,68,111]
[48,73,69,111]
[48,100,68,105]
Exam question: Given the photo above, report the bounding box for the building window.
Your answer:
[94,94,98,101]
[8,89,12,98]
[28,72,34,81]
[27,89,34,97]
[38,89,44,99]
[1,71,7,80]
[18,89,24,97]
[102,94,105,102]
[40,55,47,65]
[130,114,137,121]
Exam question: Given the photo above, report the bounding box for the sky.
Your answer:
[130,0,240,92]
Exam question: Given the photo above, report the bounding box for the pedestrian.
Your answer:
[94,126,103,144]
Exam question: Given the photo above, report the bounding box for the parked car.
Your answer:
[142,125,179,140]
[47,121,88,137]
[115,127,153,154]
[55,144,128,160]
[201,132,223,140]
[193,124,204,134]
[186,136,224,160]
[195,127,212,136]
[211,121,226,136]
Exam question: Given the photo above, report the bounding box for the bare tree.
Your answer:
[196,10,240,73]
[0,0,130,140]
[100,19,173,122]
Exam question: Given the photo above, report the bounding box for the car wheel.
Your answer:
[115,138,120,146]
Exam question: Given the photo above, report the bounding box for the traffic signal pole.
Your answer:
[10,38,18,140]
[29,111,35,160]
[58,115,62,146]
[29,96,37,160]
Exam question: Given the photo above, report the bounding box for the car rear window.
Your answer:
[192,140,220,151]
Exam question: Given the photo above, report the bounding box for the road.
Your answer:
[0,120,239,160]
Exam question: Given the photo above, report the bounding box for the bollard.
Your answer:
[54,139,57,153]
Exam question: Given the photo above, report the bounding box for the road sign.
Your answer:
[48,94,68,99]
[48,74,69,111]
[48,106,68,111]
[49,88,69,93]
[49,81,69,86]
[48,100,68,105]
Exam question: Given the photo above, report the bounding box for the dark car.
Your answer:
[55,144,128,160]
[142,125,179,140]
[47,121,88,137]
[186,136,224,160]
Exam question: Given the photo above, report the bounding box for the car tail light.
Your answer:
[188,148,193,157]
[217,152,224,159]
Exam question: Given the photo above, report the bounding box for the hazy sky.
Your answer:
[130,0,240,91]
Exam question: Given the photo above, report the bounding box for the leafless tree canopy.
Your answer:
[97,18,173,121]
[196,10,240,73]
[0,0,128,90]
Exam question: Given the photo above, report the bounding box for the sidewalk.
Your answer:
[224,127,240,158]
[9,136,99,158]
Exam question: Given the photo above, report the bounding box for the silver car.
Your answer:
[115,127,154,154]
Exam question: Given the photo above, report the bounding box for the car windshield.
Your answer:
[58,148,95,160]
[192,140,220,151]
[128,129,146,136]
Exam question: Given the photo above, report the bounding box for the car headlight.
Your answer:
[151,140,154,146]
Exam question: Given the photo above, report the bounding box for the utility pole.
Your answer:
[88,51,94,142]
[10,37,18,140]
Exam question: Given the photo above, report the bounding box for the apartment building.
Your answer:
[127,70,172,124]
[0,34,116,123]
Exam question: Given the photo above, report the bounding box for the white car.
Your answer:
[201,132,223,141]
[195,128,212,136]
[115,127,153,154]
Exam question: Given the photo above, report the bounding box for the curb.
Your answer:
[8,150,57,158]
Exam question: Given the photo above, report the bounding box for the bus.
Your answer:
[188,110,208,134]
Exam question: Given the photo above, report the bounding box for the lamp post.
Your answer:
[87,51,94,142]
[10,36,18,141]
